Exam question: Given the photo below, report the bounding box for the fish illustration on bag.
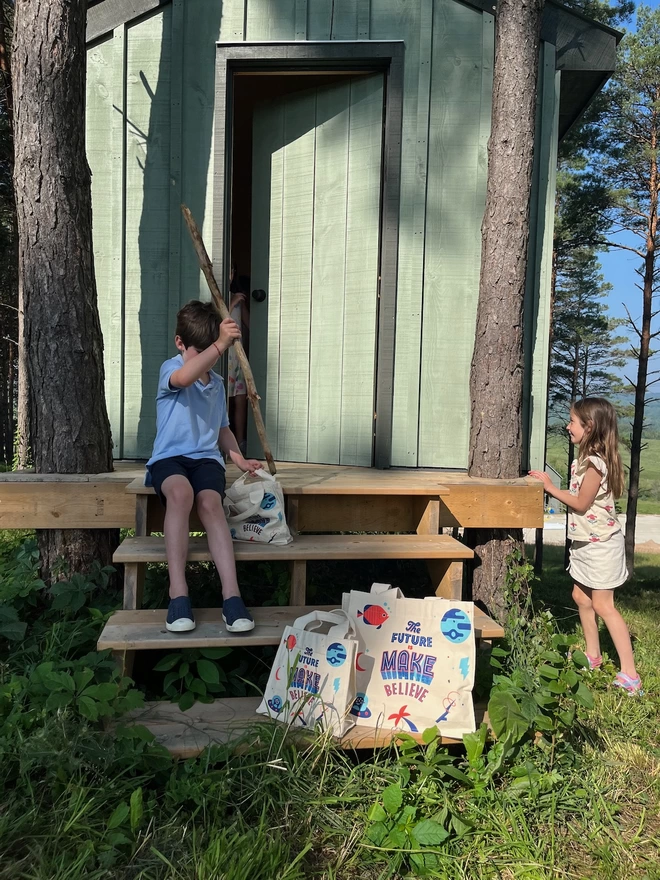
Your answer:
[357,604,389,629]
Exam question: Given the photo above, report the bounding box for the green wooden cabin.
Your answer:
[85,0,618,469]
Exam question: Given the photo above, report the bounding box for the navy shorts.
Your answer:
[148,456,226,507]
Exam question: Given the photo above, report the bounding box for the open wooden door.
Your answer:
[247,74,384,465]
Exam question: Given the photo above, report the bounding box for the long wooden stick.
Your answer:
[181,204,277,475]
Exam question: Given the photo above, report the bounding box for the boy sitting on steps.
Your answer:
[146,300,262,634]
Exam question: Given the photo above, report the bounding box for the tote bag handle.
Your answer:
[370,582,406,599]
[293,609,355,640]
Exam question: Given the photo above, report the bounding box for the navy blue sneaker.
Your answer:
[166,596,196,633]
[222,596,255,633]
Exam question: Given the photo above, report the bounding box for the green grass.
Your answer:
[547,433,660,514]
[0,533,659,879]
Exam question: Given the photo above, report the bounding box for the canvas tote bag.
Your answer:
[342,584,476,739]
[223,468,292,545]
[257,609,358,737]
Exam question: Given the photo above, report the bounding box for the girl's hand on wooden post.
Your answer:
[528,470,552,493]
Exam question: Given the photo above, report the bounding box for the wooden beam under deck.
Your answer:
[0,463,543,531]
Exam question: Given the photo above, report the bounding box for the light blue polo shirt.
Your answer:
[146,355,229,469]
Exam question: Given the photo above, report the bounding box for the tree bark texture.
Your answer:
[0,0,17,467]
[467,0,544,616]
[13,0,116,577]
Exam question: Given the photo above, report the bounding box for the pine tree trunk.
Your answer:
[0,0,17,467]
[625,115,657,576]
[13,0,116,579]
[467,0,544,618]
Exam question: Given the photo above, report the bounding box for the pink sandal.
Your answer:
[612,672,644,696]
[585,653,602,670]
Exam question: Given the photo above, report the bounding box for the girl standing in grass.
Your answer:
[530,397,643,695]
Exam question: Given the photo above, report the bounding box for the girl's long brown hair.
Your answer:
[572,398,625,498]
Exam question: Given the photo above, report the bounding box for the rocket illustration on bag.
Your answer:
[357,604,389,629]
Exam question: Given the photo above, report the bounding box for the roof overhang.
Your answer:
[456,0,622,139]
[88,0,622,139]
[87,0,169,43]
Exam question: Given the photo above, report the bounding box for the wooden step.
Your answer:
[113,533,475,564]
[123,696,490,757]
[99,605,504,651]
[99,604,334,650]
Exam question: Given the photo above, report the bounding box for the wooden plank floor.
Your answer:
[2,461,539,493]
[113,534,475,564]
[99,605,504,650]
[124,463,455,496]
[124,697,489,757]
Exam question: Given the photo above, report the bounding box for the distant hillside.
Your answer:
[614,395,660,436]
[550,396,660,436]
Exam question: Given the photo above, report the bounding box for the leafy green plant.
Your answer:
[259,561,291,606]
[1,651,144,727]
[0,538,44,616]
[365,781,450,876]
[488,634,593,767]
[49,561,115,613]
[485,548,595,769]
[155,647,232,711]
[363,727,479,875]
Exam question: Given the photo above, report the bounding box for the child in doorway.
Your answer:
[228,272,250,454]
[529,397,643,695]
[146,300,262,634]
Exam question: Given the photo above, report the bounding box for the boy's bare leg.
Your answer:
[161,475,194,600]
[195,489,241,600]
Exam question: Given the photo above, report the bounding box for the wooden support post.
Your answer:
[135,494,149,537]
[413,496,440,536]
[429,560,464,600]
[112,649,135,679]
[123,562,145,611]
[289,560,307,606]
[285,494,305,604]
[413,496,463,598]
[286,496,300,537]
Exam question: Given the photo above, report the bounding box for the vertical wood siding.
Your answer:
[524,42,560,471]
[86,0,556,466]
[123,9,172,459]
[417,2,492,468]
[87,35,122,454]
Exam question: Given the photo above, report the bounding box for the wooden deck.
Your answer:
[2,462,534,757]
[0,462,543,531]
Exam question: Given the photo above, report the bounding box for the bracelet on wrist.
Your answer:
[212,341,222,357]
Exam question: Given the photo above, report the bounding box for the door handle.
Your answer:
[252,289,266,303]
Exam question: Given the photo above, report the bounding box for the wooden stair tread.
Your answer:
[123,697,489,757]
[113,533,475,563]
[98,604,504,650]
[99,604,335,650]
